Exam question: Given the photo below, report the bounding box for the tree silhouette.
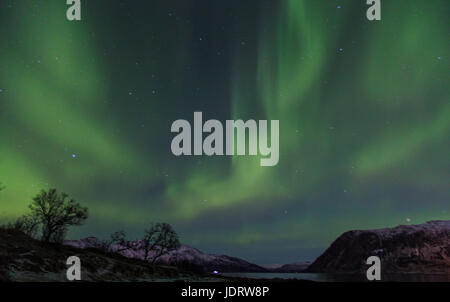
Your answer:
[102,231,138,253]
[29,188,88,243]
[141,222,180,265]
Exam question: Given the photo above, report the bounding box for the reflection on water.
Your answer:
[222,272,450,282]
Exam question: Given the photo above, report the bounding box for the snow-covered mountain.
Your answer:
[64,237,267,273]
[307,220,450,273]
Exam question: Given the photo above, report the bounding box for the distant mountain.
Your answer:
[64,237,267,273]
[307,220,450,274]
[266,262,312,273]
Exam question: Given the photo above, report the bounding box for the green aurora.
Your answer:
[0,0,448,264]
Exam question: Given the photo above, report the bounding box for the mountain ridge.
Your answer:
[64,237,267,273]
[307,220,450,273]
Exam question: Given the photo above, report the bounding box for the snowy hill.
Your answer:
[307,220,450,273]
[64,237,267,273]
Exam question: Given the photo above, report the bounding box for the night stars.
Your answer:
[0,0,447,268]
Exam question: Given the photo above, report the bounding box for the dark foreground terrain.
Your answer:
[0,229,229,282]
[0,229,310,282]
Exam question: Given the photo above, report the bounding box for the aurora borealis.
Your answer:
[0,0,448,264]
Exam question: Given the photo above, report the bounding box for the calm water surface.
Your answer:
[222,272,450,282]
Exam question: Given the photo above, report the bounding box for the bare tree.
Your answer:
[141,222,180,265]
[102,231,137,253]
[102,231,126,252]
[29,188,88,243]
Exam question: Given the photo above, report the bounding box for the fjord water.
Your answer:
[222,273,450,282]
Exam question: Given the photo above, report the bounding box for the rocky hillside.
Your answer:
[0,229,225,282]
[307,220,450,274]
[64,237,267,273]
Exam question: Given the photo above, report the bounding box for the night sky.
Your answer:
[0,0,448,265]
